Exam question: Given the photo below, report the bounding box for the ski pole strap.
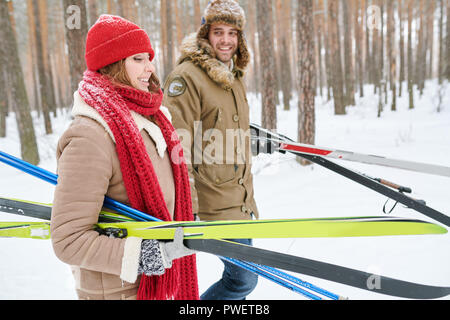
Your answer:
[382,199,399,214]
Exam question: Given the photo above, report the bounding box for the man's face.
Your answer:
[208,23,239,66]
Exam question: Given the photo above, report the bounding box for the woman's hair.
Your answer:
[98,59,161,93]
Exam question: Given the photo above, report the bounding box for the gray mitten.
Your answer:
[138,239,166,276]
[159,227,196,268]
[137,228,195,277]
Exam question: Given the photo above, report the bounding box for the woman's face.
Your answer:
[124,53,155,92]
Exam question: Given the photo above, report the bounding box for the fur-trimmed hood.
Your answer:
[177,33,248,90]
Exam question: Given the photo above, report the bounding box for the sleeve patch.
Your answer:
[167,77,187,97]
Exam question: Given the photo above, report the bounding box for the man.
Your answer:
[163,0,258,300]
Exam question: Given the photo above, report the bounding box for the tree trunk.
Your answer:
[407,0,415,109]
[106,0,117,15]
[86,0,98,28]
[0,62,6,137]
[246,0,259,94]
[426,1,435,80]
[446,0,450,80]
[257,0,277,130]
[315,0,325,98]
[398,0,405,97]
[161,0,174,81]
[354,0,364,98]
[387,0,396,111]
[0,0,39,164]
[165,0,174,80]
[296,0,315,166]
[276,0,293,110]
[327,0,346,115]
[193,0,201,31]
[416,0,425,95]
[33,0,53,133]
[174,0,184,50]
[381,1,388,105]
[63,0,88,98]
[160,0,167,79]
[365,0,371,85]
[342,0,355,106]
[438,0,444,84]
[117,0,138,22]
[40,0,58,116]
[26,0,38,111]
[323,3,332,101]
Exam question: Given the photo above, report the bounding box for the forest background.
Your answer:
[0,0,449,166]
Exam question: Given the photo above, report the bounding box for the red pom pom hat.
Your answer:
[85,15,154,71]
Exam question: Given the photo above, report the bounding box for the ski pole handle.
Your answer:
[375,178,412,193]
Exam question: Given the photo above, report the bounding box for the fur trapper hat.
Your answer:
[196,0,250,71]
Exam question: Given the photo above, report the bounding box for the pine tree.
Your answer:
[407,0,415,109]
[257,0,277,130]
[446,0,450,80]
[0,60,6,137]
[438,0,445,84]
[34,0,55,132]
[354,0,365,98]
[398,0,405,97]
[387,0,397,111]
[0,0,39,164]
[63,0,88,98]
[276,0,293,110]
[296,0,315,166]
[342,0,355,106]
[327,0,345,115]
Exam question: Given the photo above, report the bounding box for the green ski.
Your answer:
[96,216,447,239]
[0,221,50,239]
[1,197,447,239]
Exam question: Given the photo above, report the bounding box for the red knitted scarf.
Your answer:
[78,70,199,300]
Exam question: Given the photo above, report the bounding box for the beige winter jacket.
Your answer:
[51,92,175,300]
[163,34,258,221]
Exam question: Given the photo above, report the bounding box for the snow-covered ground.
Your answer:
[0,81,449,300]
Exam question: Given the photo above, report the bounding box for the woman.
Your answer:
[50,15,199,300]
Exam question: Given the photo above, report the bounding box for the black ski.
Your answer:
[250,123,450,227]
[186,238,450,299]
[0,198,52,220]
[0,197,131,223]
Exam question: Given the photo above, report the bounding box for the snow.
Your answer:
[0,80,449,300]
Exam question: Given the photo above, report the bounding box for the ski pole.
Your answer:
[0,150,342,298]
[255,262,343,300]
[0,151,156,222]
[221,257,323,300]
[0,151,56,185]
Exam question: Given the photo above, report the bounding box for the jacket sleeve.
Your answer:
[163,73,202,214]
[50,120,141,283]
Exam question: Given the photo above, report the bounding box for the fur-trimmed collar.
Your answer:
[72,91,171,158]
[178,33,245,90]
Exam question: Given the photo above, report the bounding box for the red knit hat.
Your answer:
[85,15,154,71]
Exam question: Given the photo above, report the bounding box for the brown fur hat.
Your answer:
[196,0,250,71]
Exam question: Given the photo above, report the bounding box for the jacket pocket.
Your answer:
[196,164,236,186]
[203,107,223,142]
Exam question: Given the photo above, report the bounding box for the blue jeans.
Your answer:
[200,238,258,300]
